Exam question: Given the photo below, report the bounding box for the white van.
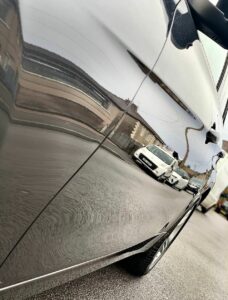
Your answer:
[167,168,189,191]
[133,145,177,180]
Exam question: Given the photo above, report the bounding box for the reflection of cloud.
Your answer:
[133,75,199,158]
[19,0,146,100]
[17,43,131,134]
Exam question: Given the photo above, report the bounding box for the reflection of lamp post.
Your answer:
[179,124,204,168]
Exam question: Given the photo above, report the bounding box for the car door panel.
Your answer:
[0,0,172,289]
[1,0,221,289]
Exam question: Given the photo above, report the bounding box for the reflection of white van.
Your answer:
[133,145,177,180]
[167,168,189,191]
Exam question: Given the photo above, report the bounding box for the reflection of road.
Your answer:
[30,210,228,300]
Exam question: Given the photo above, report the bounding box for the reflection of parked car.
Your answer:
[133,145,177,180]
[215,200,228,220]
[215,189,228,220]
[186,177,205,194]
[167,168,189,191]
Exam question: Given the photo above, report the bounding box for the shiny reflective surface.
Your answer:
[0,0,169,287]
[0,0,223,298]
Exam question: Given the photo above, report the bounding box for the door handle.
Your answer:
[205,128,221,144]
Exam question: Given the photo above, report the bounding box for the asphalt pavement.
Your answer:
[29,209,228,300]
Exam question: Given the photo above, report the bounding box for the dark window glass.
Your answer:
[147,145,174,165]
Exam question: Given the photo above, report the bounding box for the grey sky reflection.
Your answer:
[19,0,167,101]
[134,77,216,173]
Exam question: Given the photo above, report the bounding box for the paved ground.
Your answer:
[30,209,228,300]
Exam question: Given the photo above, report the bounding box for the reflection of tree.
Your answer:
[179,124,204,167]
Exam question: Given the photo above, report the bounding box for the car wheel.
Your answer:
[215,207,221,213]
[123,207,193,276]
[158,175,165,183]
[200,205,207,214]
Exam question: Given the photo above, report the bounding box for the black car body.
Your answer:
[0,0,227,299]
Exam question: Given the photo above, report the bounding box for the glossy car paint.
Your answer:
[0,0,169,267]
[0,0,223,298]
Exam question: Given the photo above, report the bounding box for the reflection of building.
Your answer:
[223,140,228,152]
[109,102,164,154]
[18,65,120,132]
[14,42,164,154]
[17,43,122,132]
[131,121,162,146]
[0,0,21,97]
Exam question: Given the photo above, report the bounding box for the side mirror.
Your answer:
[212,150,226,169]
[187,0,228,49]
[205,128,221,144]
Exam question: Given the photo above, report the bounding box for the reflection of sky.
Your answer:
[199,33,227,84]
[19,0,167,101]
[134,78,218,173]
[209,0,218,4]
[19,0,142,100]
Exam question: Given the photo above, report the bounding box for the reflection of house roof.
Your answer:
[127,102,164,144]
[23,43,164,144]
[104,92,164,144]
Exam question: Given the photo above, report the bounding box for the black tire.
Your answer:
[158,175,165,183]
[200,205,207,214]
[123,207,194,276]
[122,237,167,276]
[215,207,221,213]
